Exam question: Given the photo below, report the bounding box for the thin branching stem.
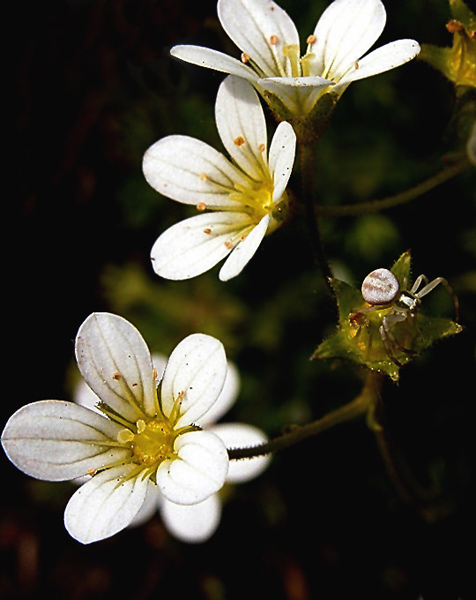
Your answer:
[317,157,470,217]
[228,372,380,461]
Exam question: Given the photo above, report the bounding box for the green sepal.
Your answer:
[312,251,463,382]
[419,0,476,90]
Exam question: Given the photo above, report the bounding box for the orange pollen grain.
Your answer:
[224,241,233,249]
[234,136,245,146]
[203,228,212,234]
[269,35,278,45]
[306,35,316,44]
[196,202,207,211]
[241,52,250,63]
[258,143,266,152]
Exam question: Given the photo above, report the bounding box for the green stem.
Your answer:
[228,372,378,461]
[298,143,334,295]
[317,157,470,217]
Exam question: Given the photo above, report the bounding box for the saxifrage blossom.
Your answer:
[1,313,231,544]
[143,74,296,281]
[170,0,420,119]
[77,360,270,543]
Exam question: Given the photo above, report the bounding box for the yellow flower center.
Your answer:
[119,418,175,466]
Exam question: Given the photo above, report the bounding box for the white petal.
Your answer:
[1,400,128,481]
[218,214,270,281]
[151,212,254,281]
[211,422,271,483]
[337,39,421,87]
[160,495,222,543]
[64,464,151,544]
[215,76,268,180]
[268,121,296,202]
[143,135,249,208]
[171,44,258,82]
[128,484,161,528]
[75,313,157,421]
[152,353,168,383]
[197,362,240,426]
[258,76,333,115]
[160,334,228,428]
[313,0,386,81]
[157,431,229,504]
[218,0,300,77]
[74,379,101,414]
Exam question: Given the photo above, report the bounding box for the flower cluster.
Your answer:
[2,0,424,546]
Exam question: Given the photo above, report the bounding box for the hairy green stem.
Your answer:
[228,372,379,461]
[317,157,470,217]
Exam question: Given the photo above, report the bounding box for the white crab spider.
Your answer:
[353,268,459,366]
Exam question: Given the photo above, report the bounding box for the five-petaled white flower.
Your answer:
[143,74,296,281]
[170,0,420,118]
[76,360,270,543]
[1,313,231,544]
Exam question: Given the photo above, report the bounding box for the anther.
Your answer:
[269,35,278,45]
[234,136,245,146]
[306,35,316,44]
[196,202,207,211]
[203,228,212,234]
[200,172,208,181]
[225,241,233,249]
[446,19,464,33]
[258,143,266,152]
[241,52,250,63]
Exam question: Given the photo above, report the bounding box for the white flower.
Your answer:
[170,0,421,118]
[1,313,230,544]
[143,74,296,281]
[76,358,270,543]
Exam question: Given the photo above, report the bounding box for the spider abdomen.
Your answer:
[361,268,400,306]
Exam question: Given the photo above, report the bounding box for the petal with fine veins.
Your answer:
[76,313,157,421]
[218,214,270,281]
[258,76,333,115]
[313,0,386,81]
[143,135,249,208]
[268,121,296,202]
[1,400,128,481]
[217,0,300,78]
[215,76,268,180]
[157,431,229,504]
[160,335,228,428]
[64,464,151,544]
[337,39,421,87]
[197,362,240,426]
[160,494,222,543]
[151,212,254,281]
[171,45,258,82]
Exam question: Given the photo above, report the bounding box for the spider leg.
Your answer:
[380,309,417,366]
[415,276,460,322]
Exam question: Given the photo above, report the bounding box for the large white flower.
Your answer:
[143,74,296,281]
[1,313,230,544]
[76,359,270,543]
[170,0,420,118]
